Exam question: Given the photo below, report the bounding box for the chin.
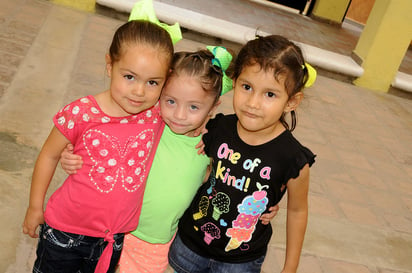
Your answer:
[238,120,261,132]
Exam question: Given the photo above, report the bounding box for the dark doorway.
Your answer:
[266,0,316,15]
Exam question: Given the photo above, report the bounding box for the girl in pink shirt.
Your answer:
[22,20,174,273]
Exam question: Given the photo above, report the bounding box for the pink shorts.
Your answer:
[118,233,173,273]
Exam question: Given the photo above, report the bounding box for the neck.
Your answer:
[236,121,285,146]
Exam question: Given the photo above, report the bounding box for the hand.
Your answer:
[260,204,280,225]
[60,144,83,174]
[193,116,210,137]
[195,138,206,155]
[22,207,44,238]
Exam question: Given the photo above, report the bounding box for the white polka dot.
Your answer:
[72,106,80,115]
[57,116,65,125]
[125,177,133,184]
[91,107,99,114]
[67,120,74,129]
[108,159,117,166]
[92,139,100,146]
[83,113,90,122]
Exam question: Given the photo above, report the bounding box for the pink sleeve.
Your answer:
[53,98,87,143]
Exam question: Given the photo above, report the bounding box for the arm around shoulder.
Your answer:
[22,126,70,238]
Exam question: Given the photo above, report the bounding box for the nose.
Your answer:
[245,93,260,109]
[173,105,186,120]
[132,83,145,97]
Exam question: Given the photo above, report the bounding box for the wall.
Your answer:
[346,0,375,24]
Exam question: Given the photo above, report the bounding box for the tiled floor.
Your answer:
[0,1,411,273]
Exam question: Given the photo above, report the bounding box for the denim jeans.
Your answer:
[168,234,265,273]
[33,222,124,273]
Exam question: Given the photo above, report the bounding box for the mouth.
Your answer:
[169,120,186,129]
[242,110,258,119]
[128,98,144,107]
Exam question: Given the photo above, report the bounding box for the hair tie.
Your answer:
[129,0,182,44]
[303,62,317,88]
[206,46,233,95]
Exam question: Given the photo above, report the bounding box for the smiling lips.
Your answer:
[128,98,144,106]
[169,120,186,129]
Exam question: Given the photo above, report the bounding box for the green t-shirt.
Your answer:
[130,125,210,243]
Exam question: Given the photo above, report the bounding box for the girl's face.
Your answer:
[233,64,300,144]
[106,44,169,117]
[160,74,218,137]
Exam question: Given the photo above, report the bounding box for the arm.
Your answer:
[22,127,70,238]
[60,143,83,174]
[282,164,310,273]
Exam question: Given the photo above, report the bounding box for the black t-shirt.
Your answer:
[177,114,315,263]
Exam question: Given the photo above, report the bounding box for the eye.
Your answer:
[190,105,199,111]
[242,84,252,91]
[166,99,175,105]
[124,74,135,81]
[148,80,158,86]
[266,92,276,98]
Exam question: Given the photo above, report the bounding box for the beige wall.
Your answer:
[311,0,351,23]
[346,0,375,25]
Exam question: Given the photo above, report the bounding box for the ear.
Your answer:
[105,54,112,77]
[284,91,303,112]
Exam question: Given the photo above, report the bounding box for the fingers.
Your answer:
[60,159,83,174]
[269,204,280,212]
[60,145,83,174]
[23,227,39,238]
[260,204,280,225]
[22,221,39,238]
[67,143,74,152]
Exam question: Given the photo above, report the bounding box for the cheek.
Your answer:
[148,88,162,100]
[232,93,242,109]
[191,111,209,125]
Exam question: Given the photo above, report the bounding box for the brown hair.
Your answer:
[109,20,174,67]
[170,50,225,104]
[232,35,308,131]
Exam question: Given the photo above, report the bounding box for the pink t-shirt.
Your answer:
[44,96,164,272]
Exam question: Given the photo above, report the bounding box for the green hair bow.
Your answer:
[206,46,233,95]
[129,0,182,44]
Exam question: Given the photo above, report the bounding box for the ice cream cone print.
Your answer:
[201,222,221,245]
[224,183,269,252]
[225,238,241,251]
[211,192,230,220]
[193,196,209,220]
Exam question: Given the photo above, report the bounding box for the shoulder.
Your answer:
[276,130,316,178]
[206,113,237,129]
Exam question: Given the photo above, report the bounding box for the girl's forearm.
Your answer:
[29,151,60,209]
[28,127,70,209]
[282,209,308,273]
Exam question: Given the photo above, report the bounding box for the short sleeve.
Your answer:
[53,97,93,143]
[285,145,316,183]
[203,113,224,156]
